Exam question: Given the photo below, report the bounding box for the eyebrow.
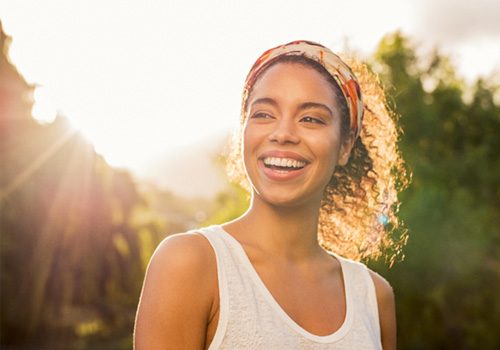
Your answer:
[250,98,333,117]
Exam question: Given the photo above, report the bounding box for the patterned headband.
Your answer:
[244,40,364,139]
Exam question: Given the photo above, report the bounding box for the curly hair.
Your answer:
[226,55,409,265]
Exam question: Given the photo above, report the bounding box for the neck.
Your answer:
[227,193,324,261]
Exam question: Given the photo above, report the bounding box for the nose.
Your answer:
[268,117,300,145]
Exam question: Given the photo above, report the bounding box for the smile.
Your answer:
[263,157,306,170]
[258,156,309,182]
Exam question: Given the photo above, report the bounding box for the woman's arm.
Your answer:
[134,233,217,350]
[369,270,397,350]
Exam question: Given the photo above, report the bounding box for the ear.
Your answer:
[337,131,356,166]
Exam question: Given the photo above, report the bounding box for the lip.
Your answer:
[258,150,310,182]
[259,150,310,163]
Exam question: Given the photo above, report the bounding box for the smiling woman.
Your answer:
[243,61,349,207]
[134,40,408,350]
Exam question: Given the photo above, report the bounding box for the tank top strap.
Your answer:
[189,226,231,350]
[330,253,381,344]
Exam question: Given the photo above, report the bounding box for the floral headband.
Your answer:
[244,40,364,139]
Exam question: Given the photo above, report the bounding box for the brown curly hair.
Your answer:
[226,54,409,265]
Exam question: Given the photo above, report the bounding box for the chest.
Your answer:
[214,258,381,349]
[255,262,347,336]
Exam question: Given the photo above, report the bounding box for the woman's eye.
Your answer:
[301,116,325,124]
[251,112,273,119]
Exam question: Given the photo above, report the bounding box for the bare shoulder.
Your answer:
[134,231,217,350]
[151,232,215,272]
[143,232,217,294]
[142,231,218,310]
[368,269,395,302]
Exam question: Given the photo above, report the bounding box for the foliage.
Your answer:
[203,182,250,226]
[367,31,500,349]
[0,23,170,348]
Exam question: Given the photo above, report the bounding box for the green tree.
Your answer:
[370,31,500,349]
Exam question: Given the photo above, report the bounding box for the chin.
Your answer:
[253,187,320,209]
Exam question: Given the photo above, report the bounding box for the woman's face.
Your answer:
[243,62,353,208]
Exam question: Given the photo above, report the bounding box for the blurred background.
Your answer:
[0,1,499,349]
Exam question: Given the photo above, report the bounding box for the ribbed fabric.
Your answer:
[195,225,382,350]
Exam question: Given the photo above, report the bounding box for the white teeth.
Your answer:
[263,157,306,168]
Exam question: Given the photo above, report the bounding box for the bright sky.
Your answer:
[1,0,499,174]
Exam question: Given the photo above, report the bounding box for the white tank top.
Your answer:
[195,225,382,350]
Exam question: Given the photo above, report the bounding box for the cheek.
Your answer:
[242,123,264,156]
[242,126,251,159]
[307,134,342,173]
[242,125,258,171]
[309,130,341,156]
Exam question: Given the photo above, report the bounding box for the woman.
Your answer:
[134,40,408,349]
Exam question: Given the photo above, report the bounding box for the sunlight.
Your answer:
[32,86,57,124]
[23,134,97,333]
[31,84,145,180]
[0,127,77,201]
[2,0,498,188]
[32,85,160,169]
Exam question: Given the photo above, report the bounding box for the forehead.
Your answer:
[247,62,337,106]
